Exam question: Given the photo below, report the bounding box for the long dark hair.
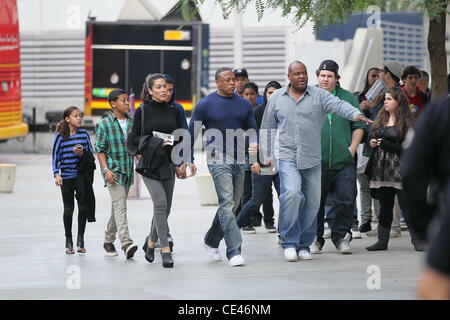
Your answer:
[55,106,80,140]
[370,87,414,140]
[360,67,381,100]
[262,81,282,106]
[141,73,166,103]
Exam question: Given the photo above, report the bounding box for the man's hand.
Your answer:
[251,162,261,175]
[105,170,117,185]
[248,142,258,155]
[54,174,63,186]
[348,146,357,157]
[187,163,197,177]
[354,114,373,125]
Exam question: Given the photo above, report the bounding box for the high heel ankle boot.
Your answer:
[65,237,74,254]
[161,251,174,268]
[76,235,85,253]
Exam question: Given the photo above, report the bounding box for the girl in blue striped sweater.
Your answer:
[52,106,93,254]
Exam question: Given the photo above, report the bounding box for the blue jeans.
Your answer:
[317,164,357,248]
[278,160,321,251]
[204,162,245,259]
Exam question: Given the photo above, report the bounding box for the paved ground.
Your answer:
[0,152,425,300]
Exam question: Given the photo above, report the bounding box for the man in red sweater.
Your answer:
[401,65,429,118]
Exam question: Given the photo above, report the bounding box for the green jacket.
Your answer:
[321,85,365,170]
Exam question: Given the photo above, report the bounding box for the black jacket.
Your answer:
[401,96,450,242]
[135,135,172,181]
[75,151,96,223]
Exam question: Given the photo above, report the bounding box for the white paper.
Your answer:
[153,131,174,146]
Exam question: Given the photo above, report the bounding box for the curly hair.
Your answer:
[370,87,414,140]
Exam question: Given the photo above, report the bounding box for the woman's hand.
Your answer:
[370,138,380,148]
[54,174,63,186]
[175,163,187,179]
[73,146,84,157]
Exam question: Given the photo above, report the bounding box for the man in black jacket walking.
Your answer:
[401,96,450,299]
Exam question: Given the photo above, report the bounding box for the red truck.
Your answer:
[0,0,28,141]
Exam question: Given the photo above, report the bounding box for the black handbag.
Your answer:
[126,105,150,155]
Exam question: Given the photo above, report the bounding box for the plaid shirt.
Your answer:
[95,112,134,189]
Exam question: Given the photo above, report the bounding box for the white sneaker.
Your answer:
[229,255,245,266]
[203,244,222,262]
[284,248,298,262]
[338,233,352,254]
[309,241,322,254]
[352,229,362,239]
[297,250,313,260]
[324,228,331,239]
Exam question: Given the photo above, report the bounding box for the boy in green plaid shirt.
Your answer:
[95,89,138,259]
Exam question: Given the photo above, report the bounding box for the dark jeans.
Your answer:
[376,187,422,242]
[237,173,280,228]
[317,164,357,248]
[60,178,86,239]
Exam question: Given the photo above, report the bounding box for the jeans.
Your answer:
[204,162,244,259]
[60,178,86,239]
[278,160,321,251]
[317,164,357,248]
[357,173,372,225]
[236,173,280,228]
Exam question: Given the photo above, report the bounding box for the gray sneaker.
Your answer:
[338,233,352,254]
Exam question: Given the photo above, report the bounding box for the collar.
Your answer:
[108,111,131,122]
[283,84,311,96]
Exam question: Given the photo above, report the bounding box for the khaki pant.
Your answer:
[105,183,133,250]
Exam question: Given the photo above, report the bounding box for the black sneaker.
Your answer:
[242,226,256,234]
[103,242,118,257]
[265,225,277,233]
[123,243,138,260]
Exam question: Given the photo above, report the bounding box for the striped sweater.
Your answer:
[52,129,94,180]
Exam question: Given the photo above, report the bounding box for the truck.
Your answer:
[0,0,28,141]
[84,20,209,117]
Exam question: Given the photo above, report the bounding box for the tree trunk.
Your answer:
[428,10,447,101]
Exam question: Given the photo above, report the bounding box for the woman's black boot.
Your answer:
[65,237,74,254]
[76,235,86,253]
[161,251,174,268]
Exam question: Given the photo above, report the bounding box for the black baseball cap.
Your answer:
[318,60,339,76]
[234,68,248,78]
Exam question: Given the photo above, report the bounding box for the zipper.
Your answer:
[328,115,332,170]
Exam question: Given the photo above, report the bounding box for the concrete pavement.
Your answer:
[0,153,425,300]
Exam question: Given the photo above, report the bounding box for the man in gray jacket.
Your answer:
[260,61,371,262]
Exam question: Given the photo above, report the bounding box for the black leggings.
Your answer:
[377,187,422,241]
[60,178,86,239]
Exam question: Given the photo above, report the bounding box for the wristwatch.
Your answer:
[102,168,110,174]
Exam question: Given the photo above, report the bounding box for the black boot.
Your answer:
[366,226,390,251]
[161,251,174,268]
[408,227,427,251]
